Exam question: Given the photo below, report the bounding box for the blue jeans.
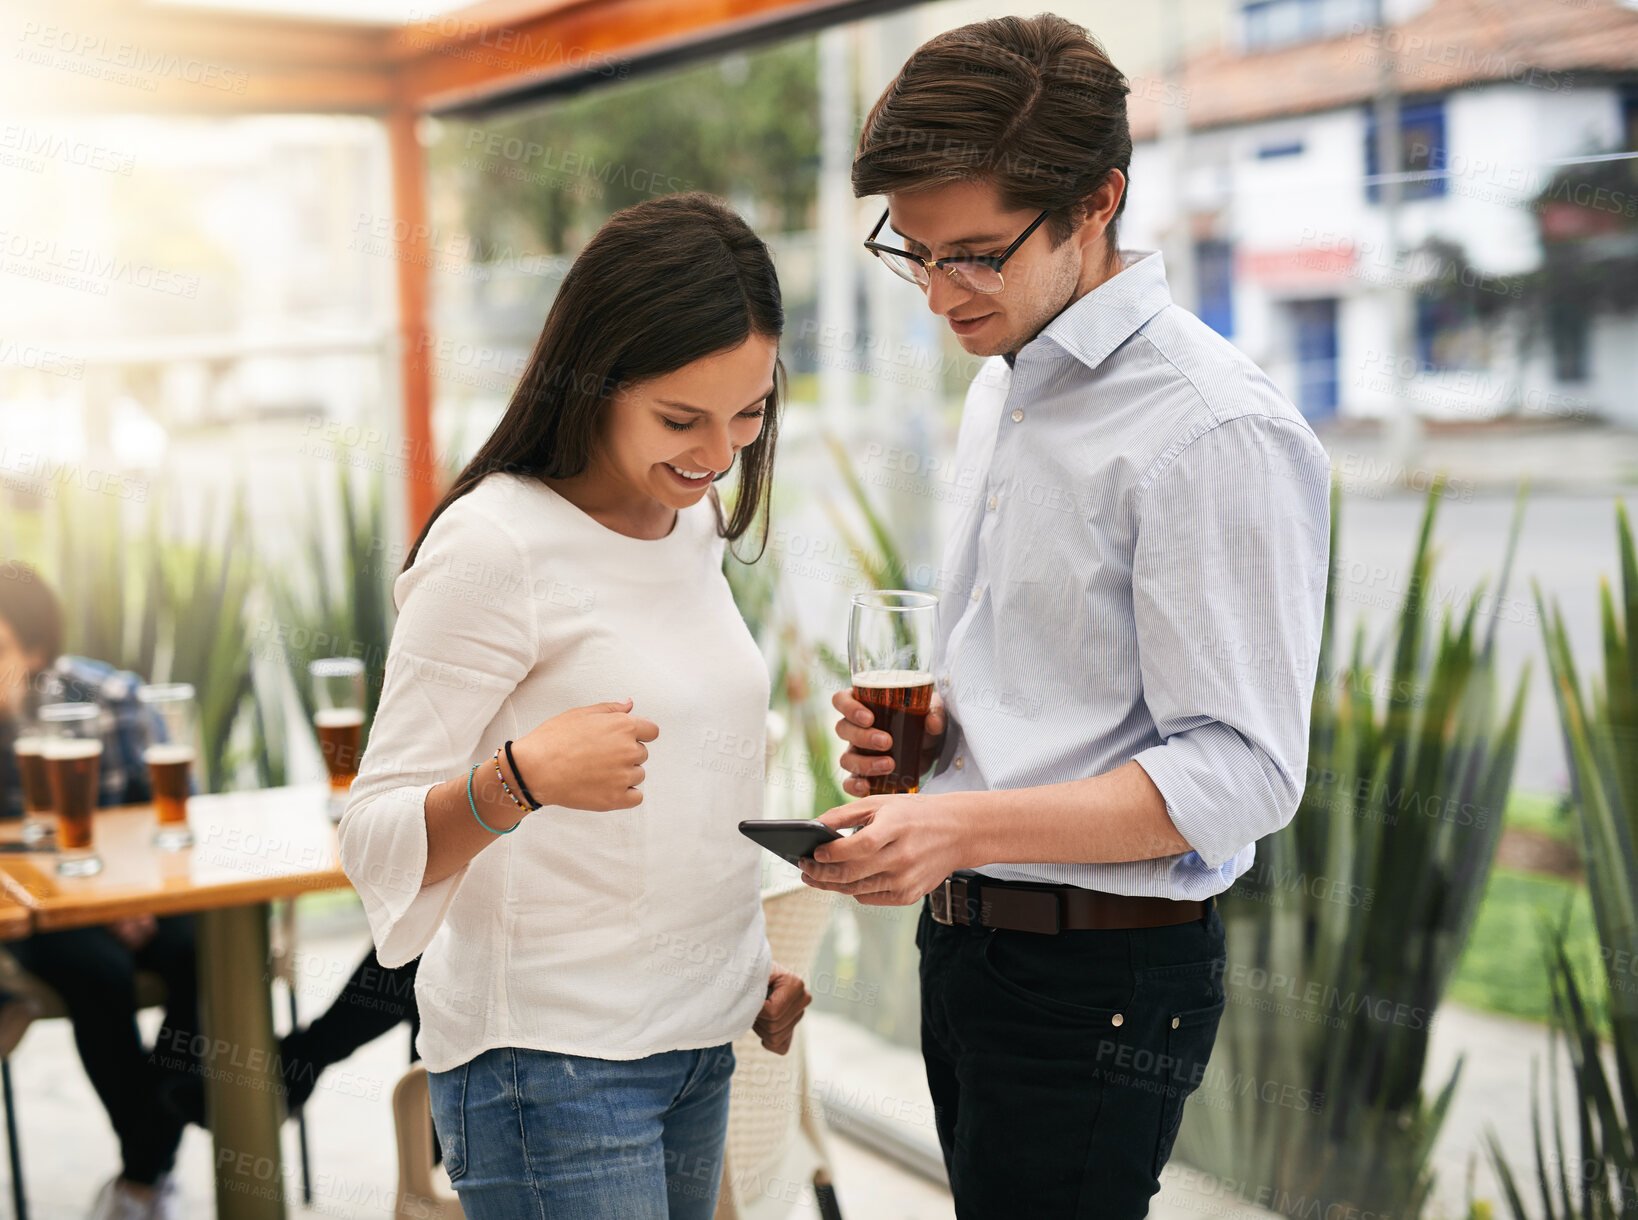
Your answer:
[427,1043,736,1220]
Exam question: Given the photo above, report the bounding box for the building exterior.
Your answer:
[1122,0,1638,425]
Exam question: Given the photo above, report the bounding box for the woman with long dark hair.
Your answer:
[339,193,809,1219]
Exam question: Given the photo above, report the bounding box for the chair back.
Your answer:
[392,1064,464,1220]
[715,882,838,1219]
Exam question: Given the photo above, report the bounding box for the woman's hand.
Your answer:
[831,688,947,799]
[754,963,812,1055]
[511,698,659,812]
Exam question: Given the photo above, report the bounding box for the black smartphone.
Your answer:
[738,819,843,865]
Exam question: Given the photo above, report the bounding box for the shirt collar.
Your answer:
[1022,249,1172,372]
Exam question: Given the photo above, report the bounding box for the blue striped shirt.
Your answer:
[923,250,1331,900]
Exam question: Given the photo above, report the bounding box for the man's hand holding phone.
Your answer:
[796,689,964,906]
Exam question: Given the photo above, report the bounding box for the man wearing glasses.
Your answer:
[799,13,1331,1218]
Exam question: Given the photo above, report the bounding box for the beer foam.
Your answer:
[13,736,46,755]
[143,744,195,765]
[314,708,365,728]
[41,738,103,760]
[852,669,935,689]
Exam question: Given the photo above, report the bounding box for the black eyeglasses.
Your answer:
[863,207,1051,294]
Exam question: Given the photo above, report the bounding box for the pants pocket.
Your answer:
[1151,998,1225,1177]
[426,1061,470,1183]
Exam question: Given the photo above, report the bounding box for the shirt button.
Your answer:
[954,756,965,771]
[1171,1016,1181,1029]
[986,494,998,512]
[940,675,949,688]
[1111,1013,1124,1027]
[970,586,981,602]
[1011,408,1024,423]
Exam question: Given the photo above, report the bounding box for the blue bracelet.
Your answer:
[467,763,517,835]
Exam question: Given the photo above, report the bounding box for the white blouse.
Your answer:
[339,472,772,1072]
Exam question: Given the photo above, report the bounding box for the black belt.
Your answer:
[929,871,1210,935]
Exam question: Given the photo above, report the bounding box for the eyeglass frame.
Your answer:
[862,206,1052,294]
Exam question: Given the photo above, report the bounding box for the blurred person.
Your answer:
[340,193,810,1220]
[0,566,431,1215]
[804,15,1331,1219]
[0,564,198,1220]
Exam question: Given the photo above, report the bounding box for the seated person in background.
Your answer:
[0,566,197,1220]
[0,564,425,1219]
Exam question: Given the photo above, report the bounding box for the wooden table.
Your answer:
[0,784,350,1220]
[0,893,30,942]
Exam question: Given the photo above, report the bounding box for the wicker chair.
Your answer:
[714,881,843,1220]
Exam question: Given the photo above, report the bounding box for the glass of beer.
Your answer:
[310,658,365,815]
[14,714,56,846]
[14,674,62,845]
[848,591,938,795]
[137,683,198,850]
[38,702,104,877]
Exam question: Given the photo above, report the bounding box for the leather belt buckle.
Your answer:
[930,877,955,925]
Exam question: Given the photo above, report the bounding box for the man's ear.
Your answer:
[1073,169,1126,264]
[1083,169,1124,232]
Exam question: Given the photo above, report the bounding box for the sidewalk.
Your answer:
[1318,416,1638,496]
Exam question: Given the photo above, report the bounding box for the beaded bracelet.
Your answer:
[467,763,517,836]
[493,749,533,814]
[503,740,541,810]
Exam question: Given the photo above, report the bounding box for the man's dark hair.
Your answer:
[852,13,1132,250]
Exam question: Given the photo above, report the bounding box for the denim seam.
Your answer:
[507,1048,548,1220]
[453,1061,470,1182]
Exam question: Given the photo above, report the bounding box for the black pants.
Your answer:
[280,950,421,1111]
[10,916,200,1185]
[917,895,1226,1219]
[11,920,421,1179]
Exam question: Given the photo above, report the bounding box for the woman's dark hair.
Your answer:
[0,562,63,672]
[404,192,784,573]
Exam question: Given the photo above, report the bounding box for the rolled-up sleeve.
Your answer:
[338,502,536,967]
[1130,414,1330,868]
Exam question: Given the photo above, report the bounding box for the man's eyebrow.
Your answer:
[890,224,1006,248]
[656,387,776,415]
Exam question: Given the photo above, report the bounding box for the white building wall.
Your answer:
[1128,79,1635,422]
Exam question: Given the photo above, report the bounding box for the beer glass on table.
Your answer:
[310,657,365,818]
[137,683,198,850]
[14,675,61,846]
[14,712,55,847]
[39,702,104,877]
[847,591,938,795]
